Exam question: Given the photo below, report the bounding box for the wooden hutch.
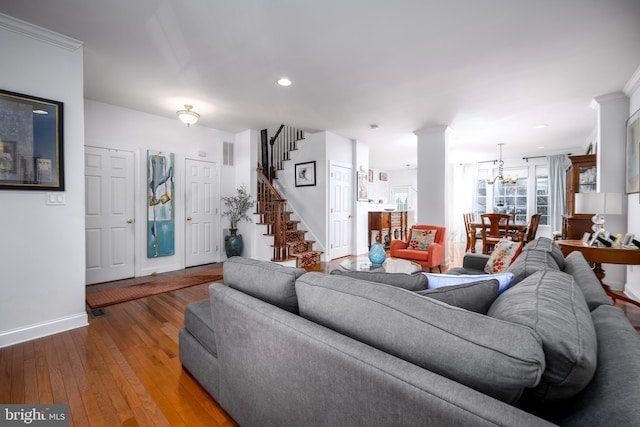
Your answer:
[368,211,408,249]
[563,154,597,239]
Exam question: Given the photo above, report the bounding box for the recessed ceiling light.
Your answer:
[538,146,545,149]
[277,78,292,87]
[370,124,379,130]
[535,124,548,129]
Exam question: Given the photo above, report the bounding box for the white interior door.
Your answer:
[185,159,219,267]
[329,163,353,259]
[85,147,135,284]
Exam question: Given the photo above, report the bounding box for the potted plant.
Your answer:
[222,184,255,257]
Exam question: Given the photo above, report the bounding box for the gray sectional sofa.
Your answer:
[179,238,640,426]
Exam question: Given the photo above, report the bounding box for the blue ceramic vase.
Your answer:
[368,242,387,265]
[225,229,243,258]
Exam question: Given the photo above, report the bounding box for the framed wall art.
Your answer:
[0,89,64,190]
[295,161,316,187]
[147,150,175,258]
[626,107,640,194]
[357,171,368,201]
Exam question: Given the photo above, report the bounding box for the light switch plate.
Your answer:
[46,192,65,206]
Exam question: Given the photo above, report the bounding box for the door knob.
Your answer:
[348,215,353,219]
[186,216,192,221]
[126,219,134,224]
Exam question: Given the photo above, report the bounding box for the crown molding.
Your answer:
[623,64,640,97]
[0,13,82,51]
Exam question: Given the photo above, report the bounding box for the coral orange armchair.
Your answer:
[390,225,446,272]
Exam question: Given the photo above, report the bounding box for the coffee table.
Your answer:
[339,257,422,274]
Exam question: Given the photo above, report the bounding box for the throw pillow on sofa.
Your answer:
[424,272,515,294]
[484,240,523,274]
[330,269,428,291]
[296,272,545,404]
[487,269,597,401]
[415,279,499,314]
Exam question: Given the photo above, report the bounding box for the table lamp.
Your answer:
[575,192,622,246]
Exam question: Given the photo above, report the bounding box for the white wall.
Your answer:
[0,16,87,347]
[354,140,370,255]
[624,67,640,300]
[84,100,233,276]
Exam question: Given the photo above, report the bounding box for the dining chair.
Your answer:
[522,213,542,244]
[480,213,511,255]
[463,212,481,253]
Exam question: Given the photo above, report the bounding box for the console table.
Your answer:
[556,239,640,307]
[368,211,408,250]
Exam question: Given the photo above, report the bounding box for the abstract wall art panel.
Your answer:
[147,150,175,257]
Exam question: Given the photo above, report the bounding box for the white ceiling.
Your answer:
[1,0,639,170]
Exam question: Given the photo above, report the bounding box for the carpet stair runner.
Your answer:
[257,125,322,271]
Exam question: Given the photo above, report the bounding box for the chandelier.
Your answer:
[487,143,518,184]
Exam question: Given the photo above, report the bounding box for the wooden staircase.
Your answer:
[256,125,323,271]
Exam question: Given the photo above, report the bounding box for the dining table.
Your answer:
[469,222,528,254]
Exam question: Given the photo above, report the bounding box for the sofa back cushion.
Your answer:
[507,247,561,286]
[329,269,428,291]
[223,257,306,313]
[488,270,597,401]
[522,237,566,270]
[563,251,612,311]
[295,272,545,404]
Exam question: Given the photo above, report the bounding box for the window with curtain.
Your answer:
[536,165,549,225]
[474,169,487,217]
[475,166,529,223]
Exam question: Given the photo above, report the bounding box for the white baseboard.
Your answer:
[0,312,88,348]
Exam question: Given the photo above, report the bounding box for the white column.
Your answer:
[415,126,450,264]
[592,92,629,290]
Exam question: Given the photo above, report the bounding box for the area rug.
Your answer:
[86,267,223,309]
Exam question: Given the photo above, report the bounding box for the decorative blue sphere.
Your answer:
[368,242,387,265]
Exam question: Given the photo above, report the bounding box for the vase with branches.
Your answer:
[222,185,255,257]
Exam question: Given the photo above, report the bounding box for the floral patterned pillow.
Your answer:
[484,240,524,274]
[408,229,437,250]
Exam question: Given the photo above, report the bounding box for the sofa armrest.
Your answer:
[462,253,490,271]
[427,242,444,264]
[390,239,408,251]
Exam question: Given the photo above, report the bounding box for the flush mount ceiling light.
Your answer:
[277,78,292,87]
[487,143,518,185]
[176,104,200,127]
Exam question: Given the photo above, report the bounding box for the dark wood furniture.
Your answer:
[556,239,640,308]
[368,211,408,249]
[480,213,511,254]
[562,154,596,239]
[469,222,527,253]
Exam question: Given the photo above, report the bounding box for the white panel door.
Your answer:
[329,163,353,259]
[85,147,135,284]
[185,159,219,267]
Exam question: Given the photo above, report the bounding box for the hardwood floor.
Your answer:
[2,250,639,426]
